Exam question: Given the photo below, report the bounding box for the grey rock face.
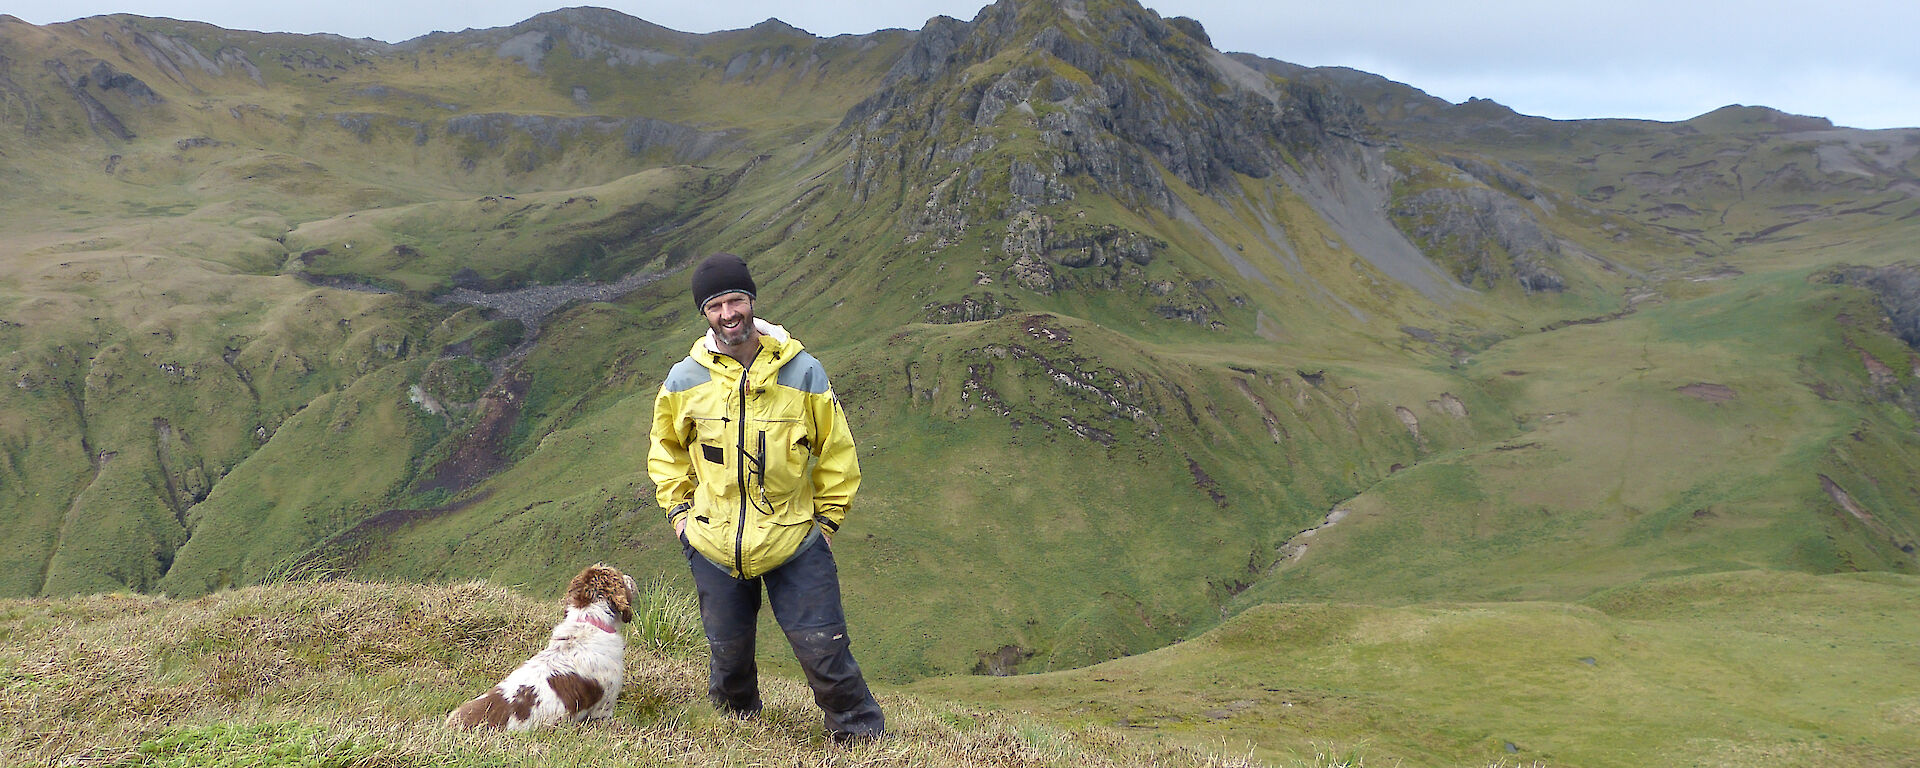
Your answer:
[495,30,555,71]
[45,59,132,140]
[85,61,161,105]
[924,294,1012,324]
[215,47,263,85]
[843,0,1370,217]
[1002,210,1161,272]
[1830,263,1920,349]
[1392,184,1565,293]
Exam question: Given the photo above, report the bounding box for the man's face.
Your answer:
[703,292,755,348]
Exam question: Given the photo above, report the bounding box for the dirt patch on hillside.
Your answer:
[1677,383,1737,402]
[1820,474,1874,524]
[1187,457,1227,507]
[973,644,1036,676]
[417,367,533,495]
[1818,474,1918,557]
[1276,507,1351,564]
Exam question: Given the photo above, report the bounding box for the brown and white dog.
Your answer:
[446,564,638,730]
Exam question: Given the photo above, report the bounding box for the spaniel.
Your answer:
[446,564,638,729]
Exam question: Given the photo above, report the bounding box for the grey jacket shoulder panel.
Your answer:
[775,351,830,394]
[663,356,712,393]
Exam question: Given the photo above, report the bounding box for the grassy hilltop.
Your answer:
[4,573,1914,766]
[3,0,1920,764]
[0,579,1267,767]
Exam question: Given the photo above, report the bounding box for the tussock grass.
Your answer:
[628,577,704,659]
[0,580,1265,767]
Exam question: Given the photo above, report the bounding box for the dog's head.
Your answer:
[567,563,637,624]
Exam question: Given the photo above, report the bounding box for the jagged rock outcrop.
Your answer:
[82,61,162,105]
[1391,179,1566,293]
[45,60,133,139]
[841,0,1370,216]
[836,0,1384,328]
[1002,210,1160,269]
[925,294,1013,324]
[1829,262,1920,349]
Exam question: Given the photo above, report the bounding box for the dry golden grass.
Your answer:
[0,580,1264,767]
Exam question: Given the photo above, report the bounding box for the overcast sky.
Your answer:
[10,0,1918,130]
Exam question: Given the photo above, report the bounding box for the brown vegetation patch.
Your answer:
[1677,383,1737,402]
[1186,457,1227,507]
[1021,313,1071,343]
[1541,304,1638,332]
[1232,379,1285,443]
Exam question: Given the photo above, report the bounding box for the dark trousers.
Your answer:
[682,532,885,738]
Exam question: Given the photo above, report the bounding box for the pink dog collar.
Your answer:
[583,614,618,634]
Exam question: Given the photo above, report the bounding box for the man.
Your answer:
[647,252,885,741]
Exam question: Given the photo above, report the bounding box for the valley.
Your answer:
[2,1,1918,765]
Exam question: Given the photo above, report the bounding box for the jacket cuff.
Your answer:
[666,501,692,525]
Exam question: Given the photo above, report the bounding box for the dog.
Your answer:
[446,564,638,730]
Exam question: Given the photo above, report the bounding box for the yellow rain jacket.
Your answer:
[648,319,861,579]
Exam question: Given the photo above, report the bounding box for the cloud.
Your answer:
[1156,0,1920,129]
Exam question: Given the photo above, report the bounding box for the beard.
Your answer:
[713,317,755,347]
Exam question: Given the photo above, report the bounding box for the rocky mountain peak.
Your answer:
[842,0,1369,216]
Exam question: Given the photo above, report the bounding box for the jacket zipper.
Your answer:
[733,353,753,578]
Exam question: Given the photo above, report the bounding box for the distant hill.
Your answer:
[2,1,1919,763]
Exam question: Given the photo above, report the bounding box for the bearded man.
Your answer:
[647,252,884,741]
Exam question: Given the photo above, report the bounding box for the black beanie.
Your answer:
[691,252,756,310]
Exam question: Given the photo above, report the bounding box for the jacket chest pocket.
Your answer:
[690,415,735,494]
[750,417,810,508]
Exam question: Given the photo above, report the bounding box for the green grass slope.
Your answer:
[1239,266,1920,609]
[916,570,1920,767]
[0,228,442,596]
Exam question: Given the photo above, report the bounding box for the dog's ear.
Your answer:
[601,569,634,624]
[566,567,588,609]
[618,575,638,623]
